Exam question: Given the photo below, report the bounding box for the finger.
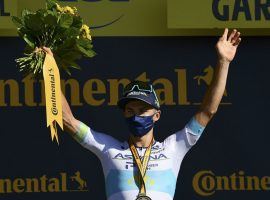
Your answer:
[233,38,241,46]
[228,29,237,42]
[41,46,48,52]
[222,28,229,40]
[42,46,50,52]
[42,46,53,55]
[231,31,241,44]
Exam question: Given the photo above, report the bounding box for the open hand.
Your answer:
[216,28,241,63]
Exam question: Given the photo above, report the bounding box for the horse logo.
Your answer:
[194,65,227,96]
[70,171,87,190]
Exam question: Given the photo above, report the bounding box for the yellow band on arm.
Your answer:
[73,121,89,143]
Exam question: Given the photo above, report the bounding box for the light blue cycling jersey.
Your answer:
[74,116,205,200]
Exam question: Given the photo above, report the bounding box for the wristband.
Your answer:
[186,116,205,136]
[73,121,89,143]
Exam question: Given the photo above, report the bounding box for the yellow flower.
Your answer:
[80,24,92,40]
[63,6,76,15]
[86,34,92,40]
[55,4,77,15]
[81,24,90,34]
[73,7,78,13]
[56,3,63,12]
[81,32,92,40]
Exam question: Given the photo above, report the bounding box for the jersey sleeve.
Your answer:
[72,121,121,159]
[164,116,206,157]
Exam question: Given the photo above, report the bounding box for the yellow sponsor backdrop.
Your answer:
[168,0,270,28]
[167,0,270,35]
[0,0,18,29]
[0,0,270,36]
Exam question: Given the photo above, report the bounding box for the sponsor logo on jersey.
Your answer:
[112,153,168,161]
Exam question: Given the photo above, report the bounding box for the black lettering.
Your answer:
[255,0,270,20]
[232,0,252,21]
[212,0,229,21]
[51,107,58,115]
[0,0,10,16]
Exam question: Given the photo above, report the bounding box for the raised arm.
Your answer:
[61,91,81,136]
[41,47,121,155]
[194,28,241,127]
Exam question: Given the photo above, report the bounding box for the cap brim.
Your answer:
[117,96,159,110]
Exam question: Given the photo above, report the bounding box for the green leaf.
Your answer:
[23,34,35,48]
[57,38,76,50]
[76,44,96,58]
[72,16,83,29]
[76,38,93,50]
[44,14,57,26]
[61,62,72,76]
[12,16,23,28]
[24,14,43,31]
[17,27,30,36]
[22,9,33,18]
[63,27,80,38]
[69,62,82,70]
[59,14,73,28]
[24,45,35,54]
[36,9,48,17]
[46,0,57,10]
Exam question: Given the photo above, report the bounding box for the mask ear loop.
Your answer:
[151,110,160,123]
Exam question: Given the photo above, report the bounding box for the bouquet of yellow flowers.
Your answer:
[12,0,96,77]
[12,0,96,144]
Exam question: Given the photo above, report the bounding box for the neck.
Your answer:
[130,129,154,147]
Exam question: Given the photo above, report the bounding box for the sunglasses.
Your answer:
[123,81,160,108]
[123,81,154,96]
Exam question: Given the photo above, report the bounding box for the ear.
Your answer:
[153,110,161,122]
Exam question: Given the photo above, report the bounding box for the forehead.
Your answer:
[125,100,153,110]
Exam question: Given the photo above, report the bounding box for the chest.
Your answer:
[107,146,174,171]
[104,147,177,198]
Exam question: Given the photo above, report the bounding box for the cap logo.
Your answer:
[127,91,148,96]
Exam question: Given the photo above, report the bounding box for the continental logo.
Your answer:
[193,170,270,196]
[48,68,58,115]
[0,171,88,194]
[0,66,230,107]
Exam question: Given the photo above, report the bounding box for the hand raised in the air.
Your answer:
[216,28,241,63]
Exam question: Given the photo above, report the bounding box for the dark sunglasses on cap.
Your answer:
[123,81,154,96]
[118,81,160,109]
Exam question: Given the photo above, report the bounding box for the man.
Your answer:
[43,28,241,200]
